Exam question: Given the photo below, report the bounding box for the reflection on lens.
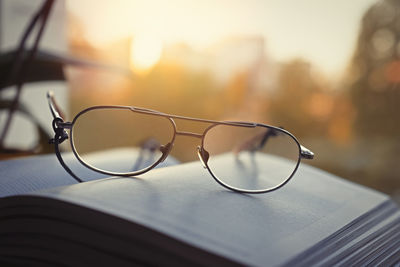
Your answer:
[71,108,174,174]
[203,124,300,192]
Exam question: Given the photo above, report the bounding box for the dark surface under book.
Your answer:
[0,150,399,266]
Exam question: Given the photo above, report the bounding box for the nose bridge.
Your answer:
[172,118,206,140]
[175,130,204,139]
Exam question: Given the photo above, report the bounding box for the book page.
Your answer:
[24,153,388,266]
[0,148,178,197]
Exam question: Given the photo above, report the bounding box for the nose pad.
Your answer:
[197,146,209,169]
[159,142,173,162]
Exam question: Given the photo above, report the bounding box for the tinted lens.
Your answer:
[71,108,174,174]
[203,124,300,192]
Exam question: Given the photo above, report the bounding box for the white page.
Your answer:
[25,153,387,266]
[0,148,178,197]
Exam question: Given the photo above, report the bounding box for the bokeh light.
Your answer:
[129,34,163,73]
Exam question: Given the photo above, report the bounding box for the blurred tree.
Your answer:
[345,0,400,195]
[348,0,400,137]
[269,59,324,137]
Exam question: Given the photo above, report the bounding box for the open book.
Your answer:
[0,149,399,266]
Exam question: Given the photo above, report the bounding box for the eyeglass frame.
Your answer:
[47,91,314,194]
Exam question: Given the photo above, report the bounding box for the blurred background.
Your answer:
[0,0,399,199]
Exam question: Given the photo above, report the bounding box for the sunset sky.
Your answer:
[67,0,377,76]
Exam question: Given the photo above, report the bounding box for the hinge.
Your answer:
[300,145,314,160]
[57,122,72,129]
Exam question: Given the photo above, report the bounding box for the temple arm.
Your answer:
[233,128,279,155]
[47,90,65,120]
[234,128,314,160]
[47,91,83,182]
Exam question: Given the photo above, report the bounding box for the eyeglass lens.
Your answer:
[71,108,174,174]
[203,124,300,191]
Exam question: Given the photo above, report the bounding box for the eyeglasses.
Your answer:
[47,91,314,194]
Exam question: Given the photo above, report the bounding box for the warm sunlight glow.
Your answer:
[130,34,163,73]
[67,0,377,76]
